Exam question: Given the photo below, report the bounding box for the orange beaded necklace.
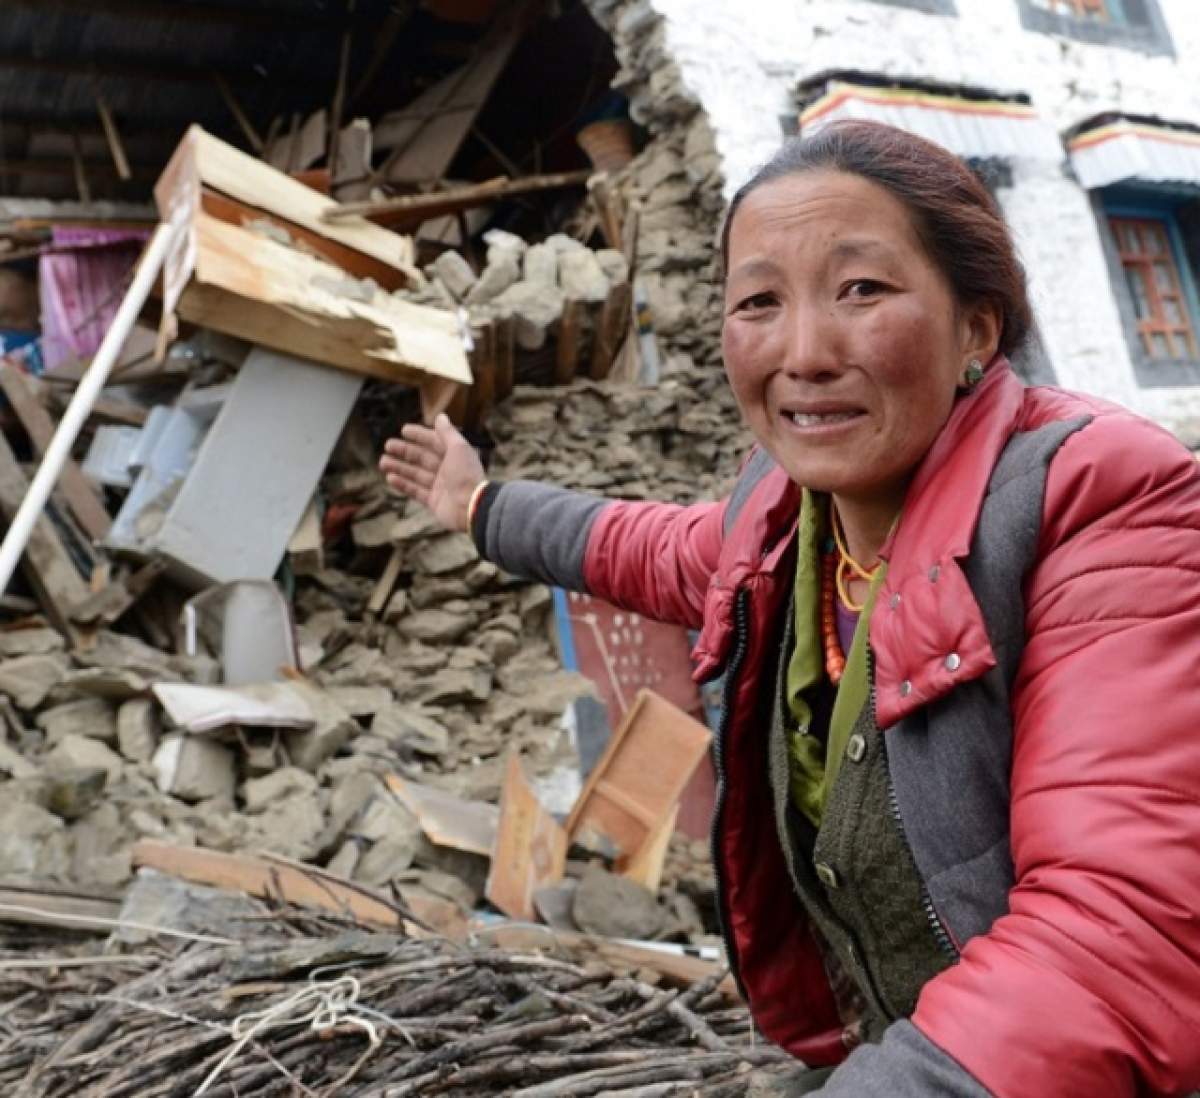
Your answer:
[821,508,880,685]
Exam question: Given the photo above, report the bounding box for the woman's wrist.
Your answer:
[466,478,490,531]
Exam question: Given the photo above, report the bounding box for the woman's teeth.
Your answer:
[790,411,858,427]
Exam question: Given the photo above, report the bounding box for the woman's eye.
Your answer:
[737,292,778,312]
[843,279,885,300]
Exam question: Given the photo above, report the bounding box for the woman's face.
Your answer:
[722,169,996,513]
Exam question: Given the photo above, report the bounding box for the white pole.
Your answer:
[0,220,177,594]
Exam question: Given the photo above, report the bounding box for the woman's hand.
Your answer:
[378,414,485,534]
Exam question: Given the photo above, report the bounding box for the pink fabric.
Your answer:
[38,229,149,371]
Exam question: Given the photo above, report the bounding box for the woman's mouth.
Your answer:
[789,410,861,427]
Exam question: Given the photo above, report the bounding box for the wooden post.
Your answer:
[494,315,515,402]
[554,298,583,385]
[0,365,111,542]
[94,94,132,180]
[589,281,632,381]
[71,132,91,202]
[211,72,264,153]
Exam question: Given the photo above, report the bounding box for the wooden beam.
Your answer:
[0,53,309,91]
[156,126,418,281]
[590,281,632,380]
[0,365,111,543]
[324,169,592,227]
[172,211,470,387]
[93,94,131,181]
[554,299,584,385]
[0,157,155,180]
[0,0,350,31]
[327,1,355,178]
[0,431,90,641]
[70,133,91,203]
[130,841,466,938]
[211,73,263,154]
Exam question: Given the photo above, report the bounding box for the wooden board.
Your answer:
[566,690,711,868]
[0,883,121,933]
[386,774,499,858]
[200,189,410,293]
[622,805,677,893]
[0,431,90,641]
[473,921,739,1001]
[0,365,111,542]
[373,0,537,185]
[131,840,465,938]
[155,125,415,275]
[485,755,567,922]
[176,211,471,386]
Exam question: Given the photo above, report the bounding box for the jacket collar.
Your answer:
[871,360,1026,727]
[694,361,1027,723]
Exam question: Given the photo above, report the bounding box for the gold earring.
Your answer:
[961,358,985,391]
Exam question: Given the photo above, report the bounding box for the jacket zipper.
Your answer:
[869,647,960,963]
[710,586,751,999]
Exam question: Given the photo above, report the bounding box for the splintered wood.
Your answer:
[0,919,790,1096]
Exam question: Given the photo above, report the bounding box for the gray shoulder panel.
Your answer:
[888,416,1091,948]
[478,480,608,591]
[815,1020,993,1096]
[724,447,778,537]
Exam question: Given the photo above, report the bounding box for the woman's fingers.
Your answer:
[383,437,441,473]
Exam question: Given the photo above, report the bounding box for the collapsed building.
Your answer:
[1,0,1198,1092]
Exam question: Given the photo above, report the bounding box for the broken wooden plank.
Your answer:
[0,430,90,640]
[464,322,496,432]
[94,93,132,181]
[554,299,584,385]
[154,124,417,280]
[566,690,711,869]
[589,281,631,381]
[473,922,739,1001]
[366,545,403,618]
[0,882,122,933]
[372,0,538,186]
[287,495,324,576]
[69,556,166,625]
[386,773,499,858]
[325,169,592,229]
[420,375,469,426]
[130,840,466,938]
[494,315,515,401]
[0,365,111,542]
[211,71,264,152]
[172,211,471,386]
[485,754,568,923]
[622,805,677,894]
[199,188,410,293]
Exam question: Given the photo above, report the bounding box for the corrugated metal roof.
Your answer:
[1068,120,1200,190]
[800,80,1064,164]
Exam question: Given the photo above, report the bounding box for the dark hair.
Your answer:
[719,120,1033,357]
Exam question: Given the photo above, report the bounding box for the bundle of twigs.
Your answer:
[0,915,794,1097]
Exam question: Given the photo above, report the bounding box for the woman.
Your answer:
[380,121,1200,1096]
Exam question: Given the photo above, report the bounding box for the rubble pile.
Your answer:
[485,369,751,503]
[0,903,796,1097]
[586,0,729,373]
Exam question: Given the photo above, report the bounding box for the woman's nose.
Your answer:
[783,304,841,381]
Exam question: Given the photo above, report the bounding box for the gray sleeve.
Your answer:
[472,480,609,591]
[813,1021,993,1097]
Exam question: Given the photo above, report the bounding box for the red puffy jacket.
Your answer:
[579,365,1200,1096]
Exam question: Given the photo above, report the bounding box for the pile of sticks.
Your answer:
[0,916,794,1097]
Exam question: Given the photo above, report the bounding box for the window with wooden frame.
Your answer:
[1108,216,1199,363]
[1034,0,1111,20]
[1017,0,1173,55]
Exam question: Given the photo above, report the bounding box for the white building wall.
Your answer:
[641,0,1200,439]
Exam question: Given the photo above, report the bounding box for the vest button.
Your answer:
[815,861,840,889]
[899,680,912,697]
[889,592,901,610]
[928,564,941,583]
[846,733,867,763]
[944,652,962,672]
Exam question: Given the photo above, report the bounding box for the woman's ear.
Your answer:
[960,300,1003,365]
